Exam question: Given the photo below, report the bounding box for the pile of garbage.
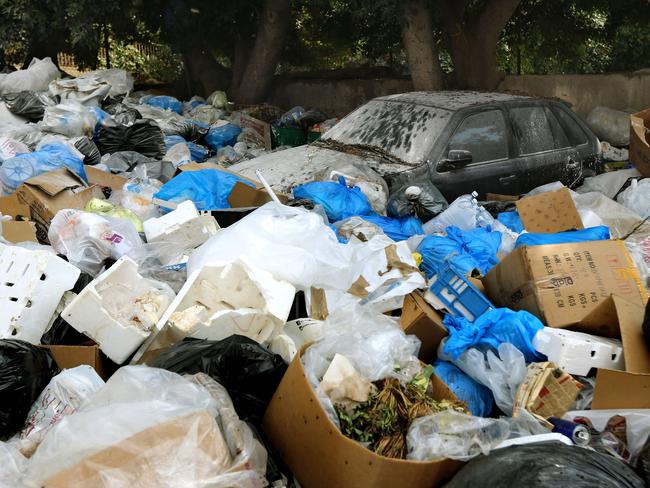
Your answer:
[0,58,649,488]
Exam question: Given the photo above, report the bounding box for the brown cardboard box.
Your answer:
[2,220,37,243]
[483,240,646,330]
[40,344,115,380]
[592,295,650,409]
[16,168,103,242]
[262,350,463,488]
[629,109,650,177]
[231,112,272,150]
[401,292,448,364]
[0,193,31,218]
[516,188,583,233]
[42,411,224,487]
[84,166,129,192]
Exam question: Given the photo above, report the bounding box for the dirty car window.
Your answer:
[448,110,508,163]
[510,106,556,155]
[321,100,451,164]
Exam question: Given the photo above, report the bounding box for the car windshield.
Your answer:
[321,99,452,164]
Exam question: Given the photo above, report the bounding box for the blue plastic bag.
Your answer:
[0,142,87,194]
[153,169,255,211]
[164,135,209,162]
[443,308,544,362]
[418,234,476,278]
[361,214,423,241]
[434,360,494,417]
[89,106,111,139]
[497,210,524,233]
[445,226,501,275]
[143,95,183,115]
[293,177,373,222]
[515,226,610,248]
[204,124,242,151]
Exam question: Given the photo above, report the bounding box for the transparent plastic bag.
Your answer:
[110,179,163,221]
[333,216,384,241]
[48,209,143,275]
[617,179,650,218]
[25,366,260,487]
[17,366,105,457]
[302,303,421,427]
[48,77,111,106]
[40,102,97,138]
[406,410,510,461]
[0,440,27,487]
[440,342,528,415]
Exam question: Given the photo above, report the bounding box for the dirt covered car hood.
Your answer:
[229,144,413,195]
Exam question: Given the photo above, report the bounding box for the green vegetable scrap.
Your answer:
[335,366,466,459]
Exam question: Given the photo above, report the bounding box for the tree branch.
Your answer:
[474,0,521,43]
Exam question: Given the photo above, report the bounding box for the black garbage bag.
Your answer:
[96,119,165,158]
[162,119,209,142]
[103,100,142,126]
[444,442,645,488]
[639,433,650,485]
[152,336,287,423]
[72,136,101,166]
[643,298,650,350]
[3,91,57,121]
[387,181,448,222]
[41,273,94,346]
[0,340,59,440]
[102,151,175,182]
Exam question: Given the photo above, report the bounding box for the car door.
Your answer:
[506,102,582,192]
[431,107,526,199]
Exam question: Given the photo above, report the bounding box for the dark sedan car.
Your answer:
[231,91,601,201]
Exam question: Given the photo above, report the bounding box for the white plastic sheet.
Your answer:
[48,78,111,106]
[617,178,650,218]
[40,102,97,138]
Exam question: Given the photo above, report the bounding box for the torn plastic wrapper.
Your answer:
[132,260,295,364]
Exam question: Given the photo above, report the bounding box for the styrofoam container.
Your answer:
[533,327,624,376]
[0,243,79,343]
[61,257,173,364]
[143,200,219,248]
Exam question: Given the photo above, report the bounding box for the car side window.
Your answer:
[545,108,571,149]
[510,105,557,155]
[447,110,508,163]
[552,106,588,146]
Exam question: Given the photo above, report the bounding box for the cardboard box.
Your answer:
[591,295,650,409]
[400,292,448,364]
[84,166,129,192]
[630,109,650,177]
[516,188,583,233]
[262,350,463,488]
[0,193,31,218]
[1,220,37,243]
[40,344,115,380]
[483,240,646,330]
[232,112,272,150]
[16,168,103,242]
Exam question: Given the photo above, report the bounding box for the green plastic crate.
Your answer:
[272,126,307,148]
[307,131,322,143]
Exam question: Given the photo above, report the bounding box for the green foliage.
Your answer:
[97,39,184,83]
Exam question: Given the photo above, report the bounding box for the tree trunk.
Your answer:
[181,46,230,97]
[231,0,291,106]
[402,0,443,91]
[230,34,254,92]
[441,0,521,90]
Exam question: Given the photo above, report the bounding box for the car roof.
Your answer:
[376,91,533,111]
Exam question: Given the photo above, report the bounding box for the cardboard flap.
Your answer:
[516,188,583,233]
[0,194,31,218]
[592,369,650,409]
[630,110,650,145]
[85,166,128,192]
[1,221,37,243]
[569,296,620,338]
[614,295,650,373]
[25,168,87,196]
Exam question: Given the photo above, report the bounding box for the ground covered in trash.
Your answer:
[0,59,649,488]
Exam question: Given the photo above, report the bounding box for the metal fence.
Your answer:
[57,43,166,69]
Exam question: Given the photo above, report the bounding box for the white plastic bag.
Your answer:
[0,441,27,487]
[48,77,111,106]
[81,69,134,96]
[189,202,357,291]
[617,178,650,218]
[440,342,527,415]
[0,137,30,163]
[110,178,163,221]
[163,142,191,167]
[25,366,244,487]
[406,410,510,461]
[17,366,105,457]
[48,209,143,275]
[0,58,60,95]
[577,168,641,198]
[40,102,97,138]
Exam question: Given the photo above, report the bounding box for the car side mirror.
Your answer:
[440,149,472,171]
